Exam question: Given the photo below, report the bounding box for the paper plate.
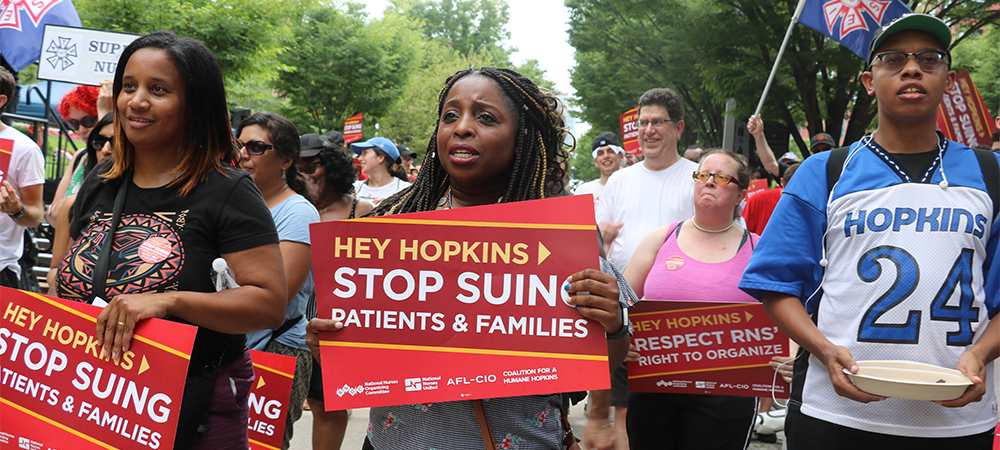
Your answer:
[843,360,972,401]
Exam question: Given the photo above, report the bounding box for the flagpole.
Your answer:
[754,0,808,117]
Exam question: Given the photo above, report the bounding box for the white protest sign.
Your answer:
[37,25,139,86]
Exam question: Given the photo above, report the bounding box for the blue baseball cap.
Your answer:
[351,137,400,163]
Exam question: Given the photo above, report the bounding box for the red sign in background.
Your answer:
[247,350,296,450]
[343,113,363,145]
[629,300,789,398]
[744,179,769,200]
[619,107,640,155]
[1,138,12,185]
[937,71,996,148]
[0,287,196,450]
[311,196,610,409]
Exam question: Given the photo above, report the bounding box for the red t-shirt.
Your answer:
[741,187,782,235]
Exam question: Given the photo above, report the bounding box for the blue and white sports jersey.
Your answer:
[740,137,1000,438]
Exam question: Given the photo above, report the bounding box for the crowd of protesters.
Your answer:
[1,12,999,450]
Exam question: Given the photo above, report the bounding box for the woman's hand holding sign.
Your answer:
[306,318,343,363]
[564,268,623,335]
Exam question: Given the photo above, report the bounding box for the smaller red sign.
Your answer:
[619,107,640,155]
[628,300,789,398]
[0,287,196,450]
[0,138,12,185]
[247,350,297,450]
[936,72,996,148]
[344,113,363,145]
[745,179,769,200]
[993,422,999,450]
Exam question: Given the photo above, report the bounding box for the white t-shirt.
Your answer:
[574,179,605,215]
[0,127,45,277]
[353,178,411,204]
[596,158,698,270]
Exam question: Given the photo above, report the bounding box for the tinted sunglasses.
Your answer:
[238,139,275,156]
[298,160,322,175]
[693,170,742,187]
[91,134,113,150]
[66,115,98,131]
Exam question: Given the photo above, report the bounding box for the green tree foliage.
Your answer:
[568,126,604,184]
[391,0,513,62]
[275,6,422,134]
[74,0,305,107]
[568,0,999,153]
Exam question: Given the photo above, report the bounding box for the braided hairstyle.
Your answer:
[371,67,571,216]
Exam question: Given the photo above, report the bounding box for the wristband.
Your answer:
[9,206,25,221]
[605,323,629,340]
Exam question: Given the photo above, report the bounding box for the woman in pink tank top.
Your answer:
[623,150,763,449]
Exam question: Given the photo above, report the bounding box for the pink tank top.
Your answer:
[643,221,758,303]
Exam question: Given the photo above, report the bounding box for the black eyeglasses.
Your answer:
[92,134,113,150]
[66,115,98,131]
[298,160,322,175]
[238,139,275,156]
[870,50,949,73]
[693,170,743,188]
[638,118,679,129]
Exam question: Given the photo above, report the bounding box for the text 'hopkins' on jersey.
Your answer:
[843,207,989,240]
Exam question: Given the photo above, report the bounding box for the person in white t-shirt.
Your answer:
[0,67,45,288]
[351,136,411,205]
[591,88,698,450]
[597,88,698,272]
[574,131,625,212]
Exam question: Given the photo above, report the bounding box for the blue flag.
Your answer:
[0,0,82,72]
[797,0,911,60]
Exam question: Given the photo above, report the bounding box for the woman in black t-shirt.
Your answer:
[58,31,286,449]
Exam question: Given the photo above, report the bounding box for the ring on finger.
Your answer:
[117,321,125,327]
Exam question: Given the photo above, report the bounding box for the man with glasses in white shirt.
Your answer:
[589,88,697,450]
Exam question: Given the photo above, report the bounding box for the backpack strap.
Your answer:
[972,148,999,221]
[825,146,851,194]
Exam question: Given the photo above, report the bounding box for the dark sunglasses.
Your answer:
[66,115,98,131]
[238,139,275,156]
[870,50,949,73]
[298,160,322,175]
[91,134,113,150]
[693,170,743,188]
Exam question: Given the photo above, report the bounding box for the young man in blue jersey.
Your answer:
[740,13,1000,449]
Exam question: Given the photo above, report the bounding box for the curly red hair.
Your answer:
[58,85,100,120]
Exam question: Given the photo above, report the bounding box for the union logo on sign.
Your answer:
[0,0,62,30]
[822,0,891,39]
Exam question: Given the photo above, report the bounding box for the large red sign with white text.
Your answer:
[0,288,196,450]
[628,300,789,398]
[311,196,610,409]
[247,350,296,450]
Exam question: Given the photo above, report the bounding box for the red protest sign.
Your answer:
[343,113,363,145]
[247,350,297,450]
[619,107,640,154]
[936,72,996,148]
[628,300,789,398]
[0,138,12,185]
[0,287,196,450]
[745,179,768,200]
[311,196,609,409]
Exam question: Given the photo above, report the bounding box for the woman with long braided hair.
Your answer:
[307,67,631,449]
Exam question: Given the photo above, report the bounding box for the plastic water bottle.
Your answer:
[212,257,240,291]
